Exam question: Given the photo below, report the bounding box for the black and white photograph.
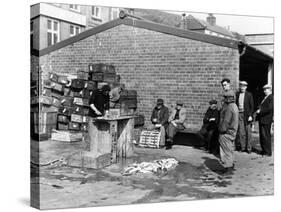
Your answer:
[1,0,279,211]
[28,1,276,210]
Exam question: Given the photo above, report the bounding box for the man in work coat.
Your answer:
[148,98,169,147]
[199,99,220,153]
[256,84,273,156]
[235,81,254,153]
[219,90,239,172]
[166,101,187,150]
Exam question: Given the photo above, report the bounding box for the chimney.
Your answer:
[207,13,216,26]
[180,13,187,30]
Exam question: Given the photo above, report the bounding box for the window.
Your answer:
[47,19,60,47]
[91,6,101,19]
[70,25,80,37]
[111,8,119,20]
[30,21,34,49]
[69,4,80,12]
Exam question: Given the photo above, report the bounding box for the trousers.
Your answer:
[259,123,272,156]
[236,112,252,151]
[219,134,235,168]
[166,122,184,143]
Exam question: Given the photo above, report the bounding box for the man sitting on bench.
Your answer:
[198,99,220,153]
[147,98,169,148]
[166,101,187,150]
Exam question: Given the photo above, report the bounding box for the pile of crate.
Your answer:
[30,63,143,141]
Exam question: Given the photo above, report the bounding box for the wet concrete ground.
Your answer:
[31,131,274,210]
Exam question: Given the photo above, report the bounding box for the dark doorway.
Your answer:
[239,47,273,110]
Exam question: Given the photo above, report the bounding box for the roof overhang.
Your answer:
[238,41,273,63]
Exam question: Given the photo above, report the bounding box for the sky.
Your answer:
[166,10,274,35]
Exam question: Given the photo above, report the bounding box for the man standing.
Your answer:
[256,84,273,157]
[148,99,169,147]
[166,101,187,150]
[218,90,239,172]
[88,85,111,149]
[235,81,254,153]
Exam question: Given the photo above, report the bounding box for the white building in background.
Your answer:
[30,3,121,50]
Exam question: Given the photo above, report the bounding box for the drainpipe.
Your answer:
[268,63,273,86]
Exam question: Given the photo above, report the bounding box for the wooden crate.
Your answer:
[31,112,57,140]
[68,152,111,169]
[139,130,161,148]
[51,130,83,142]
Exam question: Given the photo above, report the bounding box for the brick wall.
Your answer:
[39,24,239,129]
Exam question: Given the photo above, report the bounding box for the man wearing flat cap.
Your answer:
[256,84,273,156]
[218,90,239,173]
[199,99,220,153]
[148,99,169,147]
[166,101,187,149]
[235,81,254,153]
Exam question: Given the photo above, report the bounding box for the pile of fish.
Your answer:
[122,158,179,176]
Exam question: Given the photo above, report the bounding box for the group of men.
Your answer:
[148,78,273,173]
[199,78,273,173]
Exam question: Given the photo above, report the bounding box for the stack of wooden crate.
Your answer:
[30,63,144,142]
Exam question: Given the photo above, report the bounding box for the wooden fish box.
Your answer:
[31,112,57,140]
[91,72,104,82]
[60,96,73,107]
[109,109,120,119]
[51,82,64,93]
[58,106,73,116]
[57,75,69,85]
[42,87,52,96]
[52,97,61,108]
[84,81,97,90]
[69,122,81,131]
[103,73,116,83]
[40,96,53,106]
[77,70,88,80]
[57,122,69,130]
[49,72,58,82]
[57,114,70,123]
[71,79,85,90]
[68,152,111,169]
[51,130,83,142]
[71,114,83,123]
[139,130,161,148]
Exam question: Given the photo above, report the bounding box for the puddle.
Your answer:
[37,152,242,202]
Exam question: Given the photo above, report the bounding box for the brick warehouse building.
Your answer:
[31,13,273,130]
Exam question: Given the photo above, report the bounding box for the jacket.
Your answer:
[203,107,220,130]
[169,107,187,128]
[219,102,239,140]
[150,105,169,127]
[236,91,254,122]
[258,94,273,125]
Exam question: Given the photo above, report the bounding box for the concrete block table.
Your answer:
[68,116,135,169]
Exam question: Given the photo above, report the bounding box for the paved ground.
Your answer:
[31,131,274,210]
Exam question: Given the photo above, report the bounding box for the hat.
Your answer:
[176,100,183,106]
[223,90,235,97]
[239,81,248,86]
[156,98,164,105]
[263,84,272,89]
[209,99,217,105]
[101,84,111,92]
